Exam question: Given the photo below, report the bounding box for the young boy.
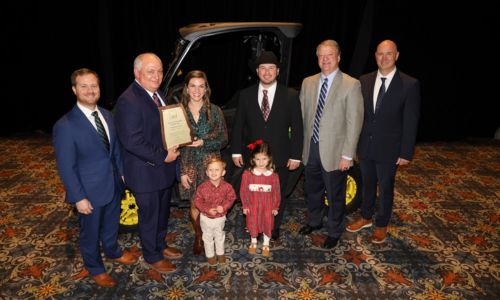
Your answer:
[193,158,237,265]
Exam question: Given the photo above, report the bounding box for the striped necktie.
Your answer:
[312,77,328,143]
[152,93,161,107]
[92,111,110,152]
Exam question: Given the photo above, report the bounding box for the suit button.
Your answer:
[369,135,373,140]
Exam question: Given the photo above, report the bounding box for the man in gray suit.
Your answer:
[298,40,363,249]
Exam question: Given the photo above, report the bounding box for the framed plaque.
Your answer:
[159,104,193,149]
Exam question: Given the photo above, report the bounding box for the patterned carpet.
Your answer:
[0,133,499,299]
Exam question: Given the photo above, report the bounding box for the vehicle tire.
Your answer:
[345,162,362,214]
[322,162,363,215]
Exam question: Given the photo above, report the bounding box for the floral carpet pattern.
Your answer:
[0,134,499,299]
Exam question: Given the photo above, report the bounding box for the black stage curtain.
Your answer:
[2,0,497,140]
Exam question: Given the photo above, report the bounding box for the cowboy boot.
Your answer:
[192,215,204,256]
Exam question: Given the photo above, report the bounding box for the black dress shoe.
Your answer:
[323,236,339,249]
[299,224,322,235]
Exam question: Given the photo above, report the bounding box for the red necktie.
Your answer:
[261,90,270,121]
[152,93,161,107]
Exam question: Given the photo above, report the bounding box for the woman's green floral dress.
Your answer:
[179,103,228,200]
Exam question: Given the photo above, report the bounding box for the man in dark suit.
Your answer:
[53,68,137,287]
[346,40,421,243]
[114,53,182,273]
[298,40,364,249]
[231,51,303,241]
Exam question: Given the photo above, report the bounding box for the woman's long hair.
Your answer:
[181,70,213,122]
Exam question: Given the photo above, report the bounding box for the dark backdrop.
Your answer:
[2,0,497,141]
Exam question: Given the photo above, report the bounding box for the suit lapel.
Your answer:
[327,72,342,106]
[375,70,401,115]
[250,85,266,122]
[267,85,283,121]
[367,72,377,116]
[101,109,115,154]
[133,81,161,113]
[308,74,321,123]
[71,105,110,155]
[387,70,402,96]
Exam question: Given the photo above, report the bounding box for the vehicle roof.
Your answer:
[179,22,302,41]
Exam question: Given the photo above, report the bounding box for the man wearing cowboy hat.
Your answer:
[231,51,304,242]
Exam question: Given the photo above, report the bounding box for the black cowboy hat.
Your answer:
[254,51,280,68]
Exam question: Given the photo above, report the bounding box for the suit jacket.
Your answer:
[357,70,420,163]
[114,81,176,193]
[53,105,124,206]
[231,83,303,168]
[300,71,364,171]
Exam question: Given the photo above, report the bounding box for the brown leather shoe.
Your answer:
[207,256,217,266]
[92,273,117,287]
[217,255,226,264]
[113,250,138,265]
[163,246,183,259]
[262,246,270,257]
[149,259,176,273]
[372,227,387,244]
[346,217,373,233]
[248,243,257,254]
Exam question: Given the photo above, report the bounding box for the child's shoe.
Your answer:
[248,243,257,254]
[207,256,217,266]
[262,245,270,257]
[217,255,226,264]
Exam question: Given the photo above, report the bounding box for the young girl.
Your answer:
[240,140,281,257]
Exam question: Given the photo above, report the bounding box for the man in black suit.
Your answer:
[346,40,421,243]
[231,51,303,241]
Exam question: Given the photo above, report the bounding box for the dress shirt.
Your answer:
[373,68,396,111]
[77,102,110,141]
[193,180,237,219]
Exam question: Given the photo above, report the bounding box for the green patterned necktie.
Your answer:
[92,111,110,152]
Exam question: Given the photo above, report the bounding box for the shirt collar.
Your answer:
[258,81,277,94]
[321,69,338,83]
[77,102,99,118]
[251,169,274,176]
[377,67,397,81]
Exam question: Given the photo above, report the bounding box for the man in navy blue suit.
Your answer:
[346,40,421,243]
[115,53,182,273]
[53,68,137,287]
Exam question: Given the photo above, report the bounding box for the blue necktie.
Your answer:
[92,111,110,152]
[375,77,386,113]
[312,78,328,143]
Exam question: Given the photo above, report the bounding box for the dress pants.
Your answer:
[200,214,226,257]
[134,187,172,264]
[79,195,122,275]
[304,141,347,238]
[359,158,398,227]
